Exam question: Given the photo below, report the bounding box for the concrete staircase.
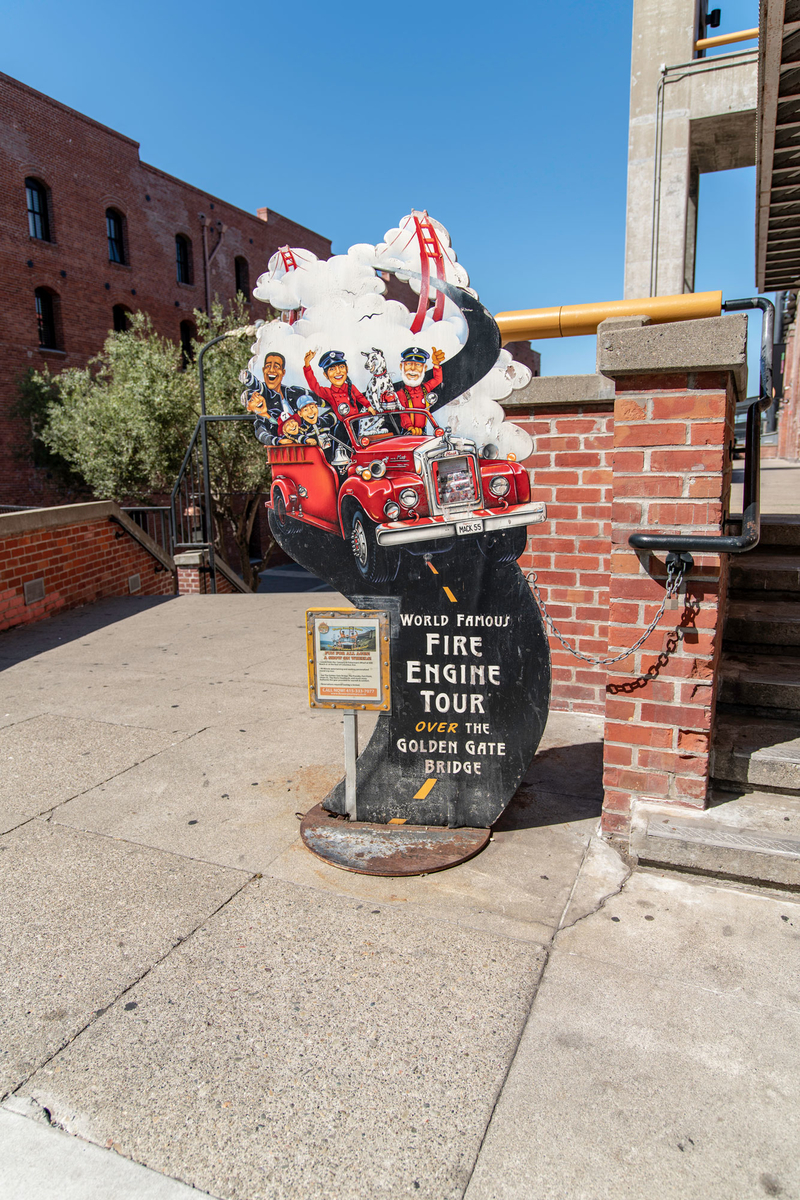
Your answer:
[631,516,800,888]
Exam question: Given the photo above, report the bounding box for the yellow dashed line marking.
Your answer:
[388,817,407,825]
[413,779,437,800]
[426,560,439,575]
[442,586,457,603]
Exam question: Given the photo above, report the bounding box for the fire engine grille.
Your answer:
[435,457,477,507]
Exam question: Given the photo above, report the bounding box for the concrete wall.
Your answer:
[623,0,756,299]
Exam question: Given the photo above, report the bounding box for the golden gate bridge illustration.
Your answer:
[381,211,453,333]
[274,211,455,332]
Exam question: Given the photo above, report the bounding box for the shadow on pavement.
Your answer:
[257,563,333,593]
[494,740,604,831]
[0,597,175,670]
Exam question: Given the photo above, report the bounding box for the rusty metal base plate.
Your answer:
[300,804,491,876]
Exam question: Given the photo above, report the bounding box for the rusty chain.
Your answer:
[525,556,688,667]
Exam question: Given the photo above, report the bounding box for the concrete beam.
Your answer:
[500,374,615,410]
[0,502,117,538]
[596,313,748,394]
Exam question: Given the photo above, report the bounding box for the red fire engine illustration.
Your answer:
[268,409,545,584]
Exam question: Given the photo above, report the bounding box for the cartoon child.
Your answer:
[277,412,302,445]
[297,397,325,446]
[243,384,265,416]
[303,349,373,420]
[393,346,446,434]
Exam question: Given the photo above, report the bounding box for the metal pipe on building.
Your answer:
[695,27,758,51]
[494,290,722,343]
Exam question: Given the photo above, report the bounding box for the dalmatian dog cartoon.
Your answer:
[361,348,399,414]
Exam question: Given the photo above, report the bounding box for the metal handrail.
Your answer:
[628,297,774,558]
[169,414,255,590]
[121,505,171,553]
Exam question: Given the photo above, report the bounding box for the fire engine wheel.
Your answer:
[348,505,399,584]
[477,527,527,564]
[272,488,291,532]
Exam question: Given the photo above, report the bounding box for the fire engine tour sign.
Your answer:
[242,212,551,866]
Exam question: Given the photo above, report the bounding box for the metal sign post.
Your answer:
[307,607,390,826]
[343,708,358,820]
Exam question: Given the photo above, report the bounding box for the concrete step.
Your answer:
[724,598,800,653]
[719,652,800,720]
[727,514,800,546]
[630,792,800,889]
[711,712,800,793]
[729,550,800,596]
[760,514,800,547]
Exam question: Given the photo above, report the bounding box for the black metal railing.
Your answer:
[629,296,774,559]
[121,505,172,553]
[170,413,255,593]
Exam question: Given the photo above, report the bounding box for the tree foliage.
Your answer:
[14,367,90,495]
[24,298,274,590]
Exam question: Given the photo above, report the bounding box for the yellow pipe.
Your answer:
[695,27,758,50]
[495,290,723,342]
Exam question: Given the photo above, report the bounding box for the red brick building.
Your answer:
[0,72,332,505]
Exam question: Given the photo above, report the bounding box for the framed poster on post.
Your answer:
[306,609,391,711]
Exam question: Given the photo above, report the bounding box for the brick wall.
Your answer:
[515,402,614,716]
[0,503,175,633]
[0,71,332,504]
[779,318,800,460]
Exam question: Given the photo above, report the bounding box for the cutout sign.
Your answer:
[242,212,551,828]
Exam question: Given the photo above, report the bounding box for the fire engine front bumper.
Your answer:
[375,501,547,547]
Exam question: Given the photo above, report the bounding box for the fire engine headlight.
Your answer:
[384,501,401,521]
[338,403,349,415]
[370,460,387,478]
[398,488,419,508]
[489,476,510,497]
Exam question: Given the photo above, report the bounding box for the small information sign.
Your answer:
[306,609,391,711]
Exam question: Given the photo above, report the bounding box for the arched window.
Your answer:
[180,320,196,369]
[106,208,126,264]
[112,304,131,332]
[175,234,193,284]
[35,288,59,349]
[25,178,51,241]
[235,256,250,298]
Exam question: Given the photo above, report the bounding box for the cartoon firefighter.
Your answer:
[392,346,446,434]
[303,349,374,421]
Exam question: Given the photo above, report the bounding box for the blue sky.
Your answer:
[3,0,763,385]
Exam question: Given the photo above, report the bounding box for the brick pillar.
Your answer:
[596,315,747,838]
[175,550,209,594]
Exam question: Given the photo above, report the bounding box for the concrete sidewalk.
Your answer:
[0,595,798,1199]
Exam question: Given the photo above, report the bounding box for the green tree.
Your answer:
[14,367,90,495]
[28,298,274,590]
